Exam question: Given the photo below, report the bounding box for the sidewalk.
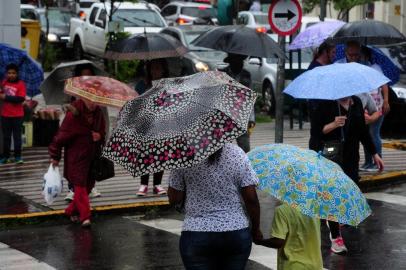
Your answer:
[0,120,405,219]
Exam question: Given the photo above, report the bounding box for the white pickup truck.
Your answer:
[69,1,167,59]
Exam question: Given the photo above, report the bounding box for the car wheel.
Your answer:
[262,81,276,116]
[73,38,83,60]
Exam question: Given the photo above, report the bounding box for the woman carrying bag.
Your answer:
[49,98,106,227]
[311,95,384,255]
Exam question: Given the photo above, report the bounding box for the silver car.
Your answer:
[161,1,217,26]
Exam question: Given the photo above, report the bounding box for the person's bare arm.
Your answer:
[168,186,184,205]
[241,185,262,242]
[257,237,285,249]
[322,116,347,134]
[382,84,390,114]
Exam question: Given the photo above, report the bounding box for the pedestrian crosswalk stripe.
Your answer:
[365,192,406,206]
[0,242,56,270]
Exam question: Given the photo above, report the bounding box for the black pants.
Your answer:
[1,117,23,159]
[141,171,164,186]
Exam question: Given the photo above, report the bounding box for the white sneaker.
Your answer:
[331,236,348,254]
[65,190,74,201]
[90,187,101,198]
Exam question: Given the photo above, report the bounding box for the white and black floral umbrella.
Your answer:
[103,71,257,177]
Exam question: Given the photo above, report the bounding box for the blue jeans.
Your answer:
[1,117,23,159]
[179,228,252,270]
[364,115,384,165]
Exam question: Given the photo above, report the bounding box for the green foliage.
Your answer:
[105,31,140,83]
[302,0,384,18]
[42,44,59,72]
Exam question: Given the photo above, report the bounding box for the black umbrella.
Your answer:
[40,60,108,105]
[329,19,406,45]
[104,33,188,60]
[191,25,284,59]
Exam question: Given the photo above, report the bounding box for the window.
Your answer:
[21,9,38,20]
[254,15,269,25]
[89,7,99,25]
[181,7,216,18]
[112,9,166,27]
[161,6,177,17]
[39,10,74,28]
[237,14,248,25]
[96,9,107,28]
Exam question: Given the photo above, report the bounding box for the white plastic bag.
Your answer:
[42,164,63,205]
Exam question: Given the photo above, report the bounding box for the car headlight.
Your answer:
[195,61,209,72]
[47,33,59,42]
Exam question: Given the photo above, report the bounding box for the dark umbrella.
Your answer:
[191,25,284,59]
[103,71,257,177]
[329,20,406,45]
[40,60,108,105]
[0,43,43,97]
[104,33,188,60]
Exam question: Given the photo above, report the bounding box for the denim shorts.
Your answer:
[179,227,252,270]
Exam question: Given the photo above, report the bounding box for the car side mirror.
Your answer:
[248,58,261,66]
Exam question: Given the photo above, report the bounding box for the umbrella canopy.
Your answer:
[248,144,372,226]
[104,33,188,60]
[103,71,257,177]
[289,20,345,50]
[283,62,390,100]
[329,20,406,46]
[335,45,400,85]
[64,76,138,108]
[0,43,43,97]
[191,25,284,59]
[40,60,108,105]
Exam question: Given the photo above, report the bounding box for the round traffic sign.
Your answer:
[268,0,302,36]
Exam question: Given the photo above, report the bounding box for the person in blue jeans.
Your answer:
[168,143,262,270]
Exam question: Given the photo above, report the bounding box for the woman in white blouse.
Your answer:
[168,143,262,270]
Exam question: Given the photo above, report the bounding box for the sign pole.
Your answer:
[275,35,285,143]
[268,0,302,143]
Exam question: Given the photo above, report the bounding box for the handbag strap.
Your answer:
[337,101,352,143]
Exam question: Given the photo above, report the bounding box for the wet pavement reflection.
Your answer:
[0,189,44,214]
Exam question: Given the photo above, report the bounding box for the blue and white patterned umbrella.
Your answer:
[248,144,372,226]
[283,62,390,100]
[335,44,400,85]
[289,21,345,50]
[0,43,44,97]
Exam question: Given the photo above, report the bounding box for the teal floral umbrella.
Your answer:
[248,144,371,226]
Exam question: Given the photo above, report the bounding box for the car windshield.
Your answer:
[39,10,73,28]
[21,9,37,20]
[113,9,165,27]
[254,14,268,25]
[181,6,216,18]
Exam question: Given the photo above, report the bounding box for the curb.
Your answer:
[0,200,169,220]
[359,170,406,191]
[382,141,406,151]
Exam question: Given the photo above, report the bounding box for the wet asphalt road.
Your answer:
[1,181,406,270]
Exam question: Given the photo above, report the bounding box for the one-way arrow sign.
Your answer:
[274,9,296,21]
[268,0,302,36]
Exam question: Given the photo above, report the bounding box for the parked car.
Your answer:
[160,25,227,76]
[161,1,217,26]
[244,44,313,114]
[76,0,99,19]
[378,46,406,135]
[21,4,40,20]
[237,11,271,33]
[37,8,77,50]
[69,1,167,60]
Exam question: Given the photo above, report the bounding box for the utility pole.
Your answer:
[320,0,326,21]
[274,35,285,143]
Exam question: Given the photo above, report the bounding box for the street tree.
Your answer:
[302,0,385,21]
